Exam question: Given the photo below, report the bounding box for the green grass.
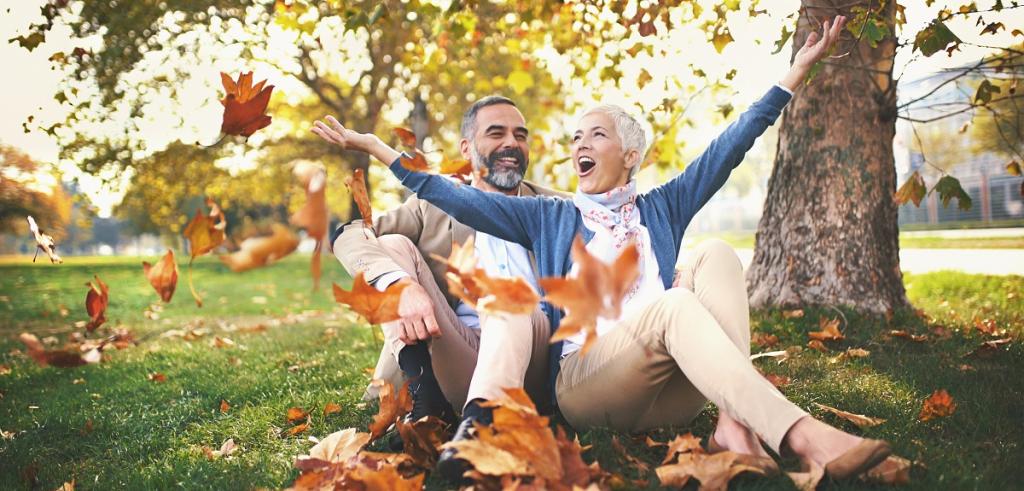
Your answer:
[684,232,1024,250]
[1,257,1022,490]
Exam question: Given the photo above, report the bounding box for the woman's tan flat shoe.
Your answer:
[821,439,893,481]
[707,434,781,476]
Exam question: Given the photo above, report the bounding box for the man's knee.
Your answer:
[377,234,418,256]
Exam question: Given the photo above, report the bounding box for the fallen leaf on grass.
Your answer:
[862,455,912,485]
[436,236,541,315]
[54,479,75,491]
[332,273,406,325]
[806,340,829,352]
[323,402,342,416]
[751,332,779,348]
[183,198,227,307]
[368,380,412,440]
[612,435,650,475]
[919,389,956,421]
[19,333,101,368]
[656,451,765,490]
[296,427,371,467]
[808,316,844,341]
[213,336,235,348]
[287,407,309,423]
[80,419,93,435]
[972,317,1008,337]
[764,373,791,388]
[542,236,640,356]
[220,400,230,413]
[396,416,450,469]
[148,372,167,383]
[782,309,804,319]
[829,347,870,363]
[287,417,311,437]
[84,275,109,332]
[26,216,62,263]
[220,71,274,137]
[219,224,300,272]
[344,168,374,232]
[965,337,1012,358]
[203,438,238,460]
[142,249,178,303]
[814,403,886,428]
[889,329,928,342]
[662,433,704,464]
[0,365,10,375]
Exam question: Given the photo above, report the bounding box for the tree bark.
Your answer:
[747,0,908,314]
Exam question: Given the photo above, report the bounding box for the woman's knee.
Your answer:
[694,238,741,266]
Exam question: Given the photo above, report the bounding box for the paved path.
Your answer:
[733,249,1024,276]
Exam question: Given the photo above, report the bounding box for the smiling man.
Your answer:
[330,96,566,449]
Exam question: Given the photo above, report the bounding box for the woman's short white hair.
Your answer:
[582,104,647,179]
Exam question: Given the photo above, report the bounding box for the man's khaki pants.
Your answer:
[365,235,551,410]
[554,240,807,453]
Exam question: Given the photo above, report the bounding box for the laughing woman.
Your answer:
[314,15,894,480]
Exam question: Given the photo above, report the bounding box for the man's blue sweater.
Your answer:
[385,85,792,406]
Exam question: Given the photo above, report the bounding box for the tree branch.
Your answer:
[898,94,1024,123]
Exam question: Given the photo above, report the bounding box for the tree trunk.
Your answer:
[746,0,908,314]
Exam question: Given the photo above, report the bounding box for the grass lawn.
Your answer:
[1,255,1021,490]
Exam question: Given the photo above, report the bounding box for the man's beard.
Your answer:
[471,145,527,191]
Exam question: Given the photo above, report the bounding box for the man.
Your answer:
[331,96,566,446]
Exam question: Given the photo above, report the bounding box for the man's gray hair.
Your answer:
[583,104,647,179]
[461,95,518,139]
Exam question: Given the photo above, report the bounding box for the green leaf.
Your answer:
[345,12,369,30]
[804,61,824,86]
[974,79,1001,105]
[863,18,889,48]
[772,25,793,55]
[913,19,961,57]
[894,171,926,207]
[506,70,535,95]
[718,103,734,119]
[1007,160,1021,176]
[368,4,387,25]
[930,175,973,211]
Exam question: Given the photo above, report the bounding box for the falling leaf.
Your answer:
[219,224,299,272]
[808,317,844,341]
[183,198,226,307]
[889,329,928,342]
[542,236,641,356]
[781,309,804,319]
[931,175,972,211]
[862,455,912,485]
[220,71,274,137]
[656,450,764,490]
[287,407,309,423]
[814,403,886,428]
[368,380,412,440]
[439,157,473,176]
[323,402,342,416]
[894,171,927,207]
[142,249,178,303]
[26,216,62,264]
[332,273,406,325]
[84,275,109,332]
[289,162,329,289]
[662,433,704,464]
[437,236,541,315]
[919,389,956,421]
[148,372,167,383]
[913,19,961,57]
[399,149,430,172]
[343,168,374,232]
[220,400,230,413]
[19,333,100,368]
[1007,160,1022,176]
[392,127,417,147]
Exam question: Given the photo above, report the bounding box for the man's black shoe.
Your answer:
[387,343,457,451]
[437,400,493,482]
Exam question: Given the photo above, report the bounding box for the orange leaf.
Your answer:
[656,450,765,489]
[142,249,178,303]
[287,407,309,423]
[662,433,704,464]
[806,339,829,352]
[289,162,329,290]
[219,224,299,272]
[808,316,843,341]
[297,427,371,465]
[889,329,928,342]
[323,402,342,416]
[782,309,804,319]
[862,455,912,485]
[183,198,226,307]
[148,372,167,383]
[392,127,417,147]
[220,71,274,137]
[440,157,473,176]
[541,236,640,356]
[814,402,886,428]
[332,273,406,325]
[287,418,311,436]
[84,275,109,332]
[343,168,373,232]
[751,332,779,348]
[764,373,791,388]
[399,149,430,172]
[396,415,450,468]
[26,216,62,264]
[19,333,101,368]
[919,389,956,421]
[964,337,1012,358]
[437,236,540,315]
[220,400,230,413]
[368,379,413,440]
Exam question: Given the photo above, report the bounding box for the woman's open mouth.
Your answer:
[577,156,596,176]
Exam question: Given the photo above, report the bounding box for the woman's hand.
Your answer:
[779,15,847,91]
[311,116,401,164]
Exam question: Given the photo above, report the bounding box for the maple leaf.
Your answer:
[662,433,704,464]
[183,198,226,307]
[436,236,541,315]
[289,162,329,290]
[806,339,829,352]
[808,316,844,341]
[399,149,430,172]
[368,379,412,440]
[142,249,178,303]
[26,216,62,264]
[84,275,109,332]
[297,427,371,467]
[323,402,342,416]
[19,333,101,368]
[343,168,374,232]
[656,451,765,490]
[219,224,299,272]
[396,416,450,469]
[918,389,956,421]
[541,236,640,356]
[439,157,473,176]
[220,71,274,137]
[332,273,406,325]
[287,407,309,423]
[894,171,926,207]
[814,403,886,428]
[392,127,417,147]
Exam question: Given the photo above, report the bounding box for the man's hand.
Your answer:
[392,278,442,344]
[780,15,847,91]
[311,116,401,164]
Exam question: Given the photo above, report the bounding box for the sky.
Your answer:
[1,0,1021,216]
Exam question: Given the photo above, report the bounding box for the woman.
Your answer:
[314,15,893,480]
